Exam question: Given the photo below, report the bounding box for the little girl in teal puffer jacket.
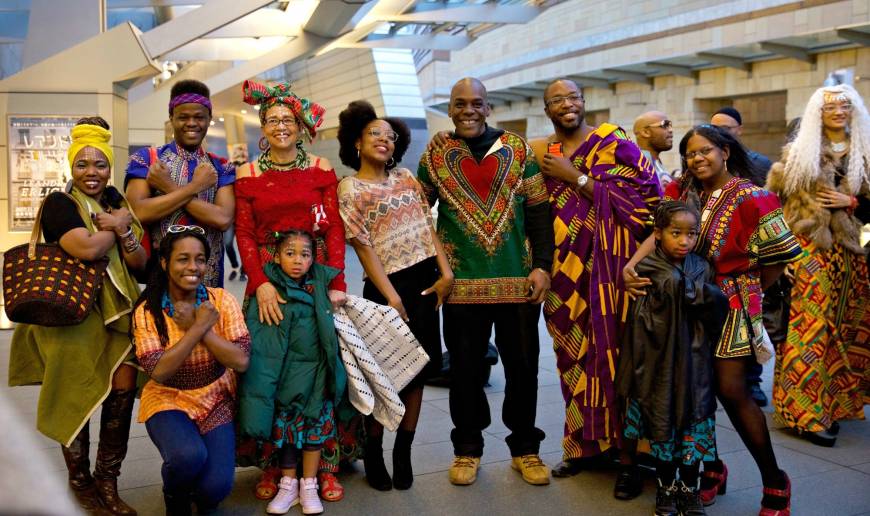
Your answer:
[237,229,345,515]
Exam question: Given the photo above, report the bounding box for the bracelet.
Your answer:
[117,226,133,239]
[121,233,139,253]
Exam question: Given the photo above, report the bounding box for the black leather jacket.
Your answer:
[616,248,727,441]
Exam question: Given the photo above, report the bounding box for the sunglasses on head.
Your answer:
[168,224,206,235]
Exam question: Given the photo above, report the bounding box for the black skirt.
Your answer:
[362,256,443,385]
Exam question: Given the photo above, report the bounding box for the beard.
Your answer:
[552,114,583,132]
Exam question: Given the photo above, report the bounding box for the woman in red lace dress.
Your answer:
[233,80,353,502]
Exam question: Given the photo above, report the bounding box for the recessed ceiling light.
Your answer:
[219,117,225,122]
[209,121,215,126]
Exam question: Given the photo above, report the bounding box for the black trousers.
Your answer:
[443,302,545,457]
[363,257,443,387]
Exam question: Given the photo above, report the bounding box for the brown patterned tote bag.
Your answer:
[3,193,108,326]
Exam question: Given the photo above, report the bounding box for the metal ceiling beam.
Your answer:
[760,41,815,63]
[601,68,652,85]
[140,0,272,59]
[347,33,472,50]
[204,0,370,94]
[204,31,329,95]
[649,62,696,79]
[304,0,375,39]
[837,28,870,46]
[696,52,751,71]
[380,4,542,24]
[163,36,292,61]
[201,8,300,38]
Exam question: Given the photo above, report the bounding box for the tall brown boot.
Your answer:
[61,425,112,515]
[93,389,138,515]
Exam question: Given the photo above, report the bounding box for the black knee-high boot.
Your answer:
[392,429,415,490]
[363,433,392,491]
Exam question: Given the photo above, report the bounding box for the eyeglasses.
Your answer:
[368,128,399,143]
[684,146,718,161]
[265,117,298,128]
[168,224,206,235]
[545,93,584,109]
[645,120,673,130]
[821,103,852,114]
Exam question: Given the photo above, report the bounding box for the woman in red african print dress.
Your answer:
[625,125,801,516]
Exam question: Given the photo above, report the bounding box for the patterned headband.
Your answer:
[242,80,325,138]
[822,88,849,105]
[169,93,213,116]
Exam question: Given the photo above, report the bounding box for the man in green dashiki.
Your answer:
[417,77,555,487]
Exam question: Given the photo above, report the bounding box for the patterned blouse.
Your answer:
[338,168,437,276]
[135,288,251,434]
[664,178,801,358]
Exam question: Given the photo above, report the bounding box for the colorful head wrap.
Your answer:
[67,124,113,169]
[169,93,212,116]
[242,80,325,139]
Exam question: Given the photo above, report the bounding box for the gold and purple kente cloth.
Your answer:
[543,124,661,459]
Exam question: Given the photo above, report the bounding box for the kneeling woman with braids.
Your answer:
[133,228,250,515]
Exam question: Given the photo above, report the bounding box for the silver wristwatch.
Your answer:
[576,174,589,188]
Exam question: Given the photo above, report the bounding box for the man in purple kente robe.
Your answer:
[530,79,661,498]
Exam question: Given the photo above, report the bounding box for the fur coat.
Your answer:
[766,144,868,254]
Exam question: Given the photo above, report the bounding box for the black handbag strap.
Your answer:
[28,192,96,260]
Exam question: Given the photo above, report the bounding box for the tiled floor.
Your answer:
[3,248,869,515]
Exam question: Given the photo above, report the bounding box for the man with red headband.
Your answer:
[125,79,236,287]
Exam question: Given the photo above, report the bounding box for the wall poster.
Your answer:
[7,116,79,232]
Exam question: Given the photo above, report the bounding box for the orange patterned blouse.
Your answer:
[134,288,251,434]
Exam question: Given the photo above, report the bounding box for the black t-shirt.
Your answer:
[40,192,86,243]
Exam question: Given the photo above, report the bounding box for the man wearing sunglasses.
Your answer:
[633,111,675,187]
[529,79,661,499]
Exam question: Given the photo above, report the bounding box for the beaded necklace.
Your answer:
[161,284,209,317]
[257,140,309,172]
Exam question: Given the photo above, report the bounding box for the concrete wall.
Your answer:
[479,47,870,172]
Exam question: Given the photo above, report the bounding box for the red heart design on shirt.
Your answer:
[458,154,499,206]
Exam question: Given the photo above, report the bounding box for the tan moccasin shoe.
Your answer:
[511,454,550,485]
[448,456,481,485]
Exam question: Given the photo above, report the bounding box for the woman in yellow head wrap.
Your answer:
[9,116,147,515]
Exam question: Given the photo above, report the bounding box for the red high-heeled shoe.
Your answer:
[699,462,728,506]
[759,471,791,516]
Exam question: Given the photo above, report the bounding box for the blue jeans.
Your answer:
[145,410,235,511]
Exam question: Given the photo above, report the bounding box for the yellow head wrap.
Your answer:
[67,124,114,169]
